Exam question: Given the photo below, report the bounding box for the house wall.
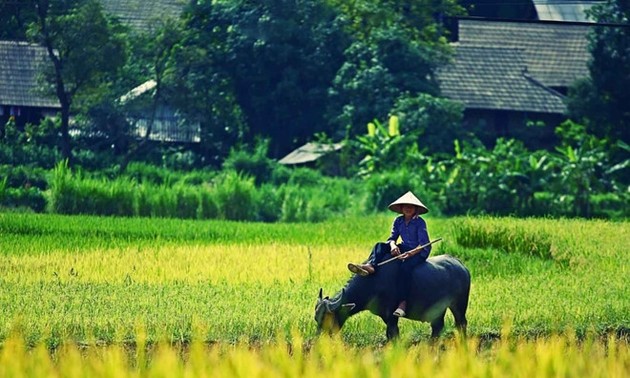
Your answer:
[462,109,563,150]
[0,105,58,132]
[127,104,200,143]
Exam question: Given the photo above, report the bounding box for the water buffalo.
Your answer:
[315,254,470,340]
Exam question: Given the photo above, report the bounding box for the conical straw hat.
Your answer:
[388,191,429,215]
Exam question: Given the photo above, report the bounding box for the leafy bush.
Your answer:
[223,140,276,185]
[161,149,200,171]
[362,169,430,213]
[179,170,216,186]
[0,144,60,169]
[392,93,465,155]
[124,162,178,186]
[255,184,282,222]
[212,171,257,221]
[172,184,202,219]
[0,180,38,212]
[353,116,417,177]
[305,191,332,223]
[589,193,629,219]
[544,120,612,218]
[279,186,308,223]
[197,187,219,220]
[72,147,118,171]
[0,177,5,203]
[49,160,136,216]
[286,168,324,187]
[142,185,177,218]
[48,160,74,214]
[0,119,60,168]
[0,165,48,190]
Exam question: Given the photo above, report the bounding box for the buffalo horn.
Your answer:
[326,289,345,311]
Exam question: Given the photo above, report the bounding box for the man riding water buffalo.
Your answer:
[315,191,470,340]
[348,191,431,317]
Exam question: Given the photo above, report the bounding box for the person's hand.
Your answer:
[390,242,400,256]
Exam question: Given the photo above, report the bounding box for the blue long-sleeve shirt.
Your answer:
[387,215,431,255]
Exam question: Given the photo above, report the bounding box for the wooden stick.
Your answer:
[376,238,443,266]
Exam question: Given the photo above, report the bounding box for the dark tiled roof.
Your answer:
[100,0,186,32]
[437,45,566,114]
[458,19,591,87]
[0,40,60,108]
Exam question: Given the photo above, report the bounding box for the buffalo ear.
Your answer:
[342,303,356,311]
[318,288,323,300]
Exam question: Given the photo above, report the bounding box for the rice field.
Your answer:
[0,213,628,376]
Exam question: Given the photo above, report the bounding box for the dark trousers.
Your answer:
[366,242,429,302]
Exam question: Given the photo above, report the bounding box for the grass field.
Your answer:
[0,213,628,376]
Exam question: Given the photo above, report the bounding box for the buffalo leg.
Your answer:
[450,307,468,338]
[385,317,400,340]
[450,296,469,338]
[430,311,446,338]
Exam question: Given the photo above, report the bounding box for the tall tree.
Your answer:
[117,17,184,169]
[326,0,461,137]
[170,0,247,165]
[326,0,464,42]
[567,0,630,145]
[174,0,349,160]
[28,0,127,164]
[0,0,37,40]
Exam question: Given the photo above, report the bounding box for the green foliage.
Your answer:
[49,167,137,217]
[137,185,202,219]
[354,117,416,176]
[0,119,60,168]
[0,187,47,213]
[211,170,258,221]
[452,217,554,261]
[0,165,48,190]
[0,0,37,40]
[327,0,464,42]
[362,168,428,213]
[174,0,348,160]
[545,120,615,218]
[286,168,325,187]
[278,183,346,223]
[354,119,627,219]
[589,192,629,219]
[255,184,283,223]
[223,140,276,185]
[0,177,5,203]
[50,161,217,219]
[327,40,397,135]
[44,161,364,222]
[426,138,536,216]
[14,118,629,220]
[279,185,310,223]
[48,160,73,214]
[123,162,179,186]
[567,0,630,145]
[392,93,465,155]
[326,2,457,138]
[27,0,128,162]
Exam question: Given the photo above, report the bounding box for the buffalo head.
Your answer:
[314,288,355,335]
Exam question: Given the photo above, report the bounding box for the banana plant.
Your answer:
[354,115,415,176]
[546,121,609,218]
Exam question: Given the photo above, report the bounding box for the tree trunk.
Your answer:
[59,101,72,164]
[36,0,73,164]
